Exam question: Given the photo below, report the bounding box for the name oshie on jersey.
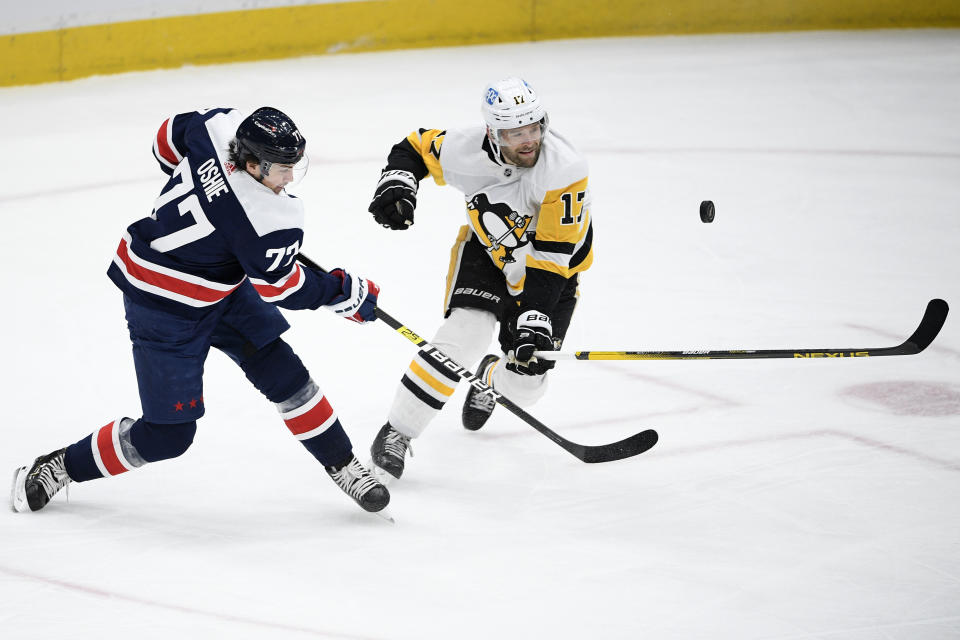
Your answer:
[108,108,325,316]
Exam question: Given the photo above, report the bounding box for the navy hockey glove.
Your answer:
[326,269,380,323]
[369,169,417,230]
[507,310,556,376]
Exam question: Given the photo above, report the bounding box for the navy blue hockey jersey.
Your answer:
[108,108,340,315]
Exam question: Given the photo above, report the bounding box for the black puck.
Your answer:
[700,200,715,223]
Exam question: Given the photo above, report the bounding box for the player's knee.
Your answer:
[493,366,549,407]
[275,377,320,415]
[130,419,197,462]
[433,308,497,365]
[240,338,310,404]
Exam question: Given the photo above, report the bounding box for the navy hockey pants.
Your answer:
[63,284,351,481]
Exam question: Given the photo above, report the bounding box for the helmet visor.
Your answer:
[494,122,544,149]
[262,155,310,191]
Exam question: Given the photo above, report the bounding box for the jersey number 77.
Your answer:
[149,158,216,253]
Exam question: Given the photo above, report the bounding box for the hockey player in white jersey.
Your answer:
[367,77,593,480]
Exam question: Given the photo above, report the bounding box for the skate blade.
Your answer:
[372,507,396,524]
[10,466,28,513]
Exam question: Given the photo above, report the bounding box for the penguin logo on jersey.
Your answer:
[467,193,531,266]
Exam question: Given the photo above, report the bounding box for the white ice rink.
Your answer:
[1,29,959,639]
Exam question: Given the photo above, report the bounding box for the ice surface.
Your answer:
[1,29,959,639]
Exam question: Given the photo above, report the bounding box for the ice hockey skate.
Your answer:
[370,423,413,481]
[462,354,500,431]
[325,455,390,513]
[10,448,71,513]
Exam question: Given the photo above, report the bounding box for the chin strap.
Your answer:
[486,130,502,164]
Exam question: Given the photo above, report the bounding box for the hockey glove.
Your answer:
[507,310,556,376]
[325,269,380,323]
[369,169,417,230]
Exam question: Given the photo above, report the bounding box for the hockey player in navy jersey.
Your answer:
[367,78,593,481]
[11,107,390,514]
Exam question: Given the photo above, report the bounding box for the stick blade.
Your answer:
[577,429,659,463]
[904,299,949,354]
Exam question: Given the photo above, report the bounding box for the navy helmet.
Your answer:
[234,107,306,166]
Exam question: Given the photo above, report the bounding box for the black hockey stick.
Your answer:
[297,253,658,463]
[535,298,948,361]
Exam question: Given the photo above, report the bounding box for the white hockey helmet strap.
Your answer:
[482,77,549,154]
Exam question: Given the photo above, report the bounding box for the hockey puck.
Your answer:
[699,200,715,223]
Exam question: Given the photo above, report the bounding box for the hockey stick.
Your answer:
[534,298,949,361]
[297,253,658,463]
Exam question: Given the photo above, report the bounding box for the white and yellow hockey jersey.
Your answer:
[402,125,593,304]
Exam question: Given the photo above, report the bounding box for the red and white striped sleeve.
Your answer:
[249,262,308,303]
[152,114,188,174]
